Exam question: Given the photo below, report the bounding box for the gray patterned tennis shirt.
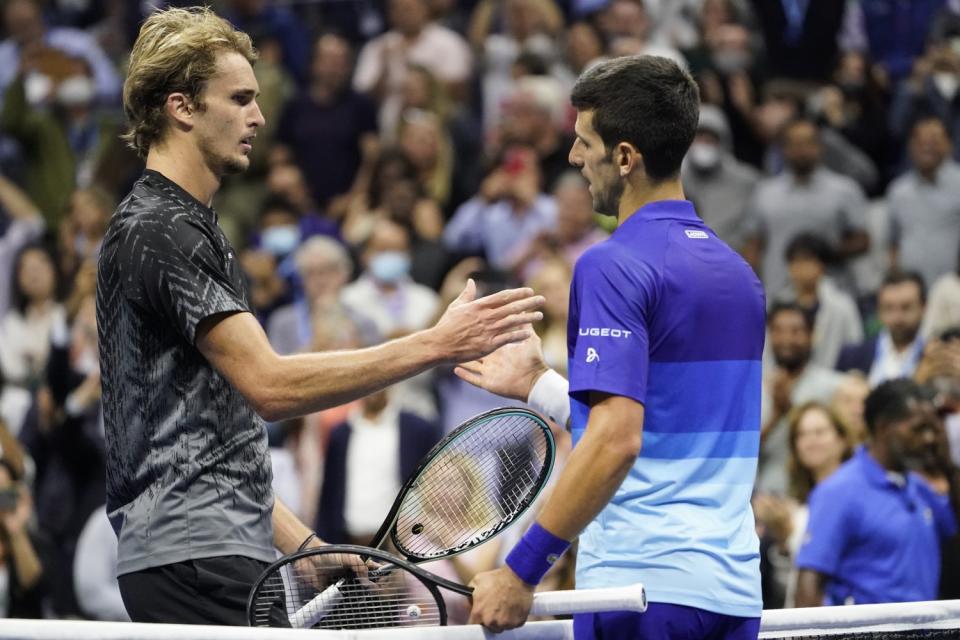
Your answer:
[97,170,275,575]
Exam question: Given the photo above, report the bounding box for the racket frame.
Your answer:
[369,406,556,561]
[246,544,453,628]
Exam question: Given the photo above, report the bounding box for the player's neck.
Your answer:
[145,144,221,208]
[618,177,685,225]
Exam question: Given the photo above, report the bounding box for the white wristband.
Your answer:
[526,369,570,429]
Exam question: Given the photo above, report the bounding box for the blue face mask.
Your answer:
[370,251,411,284]
[262,225,301,256]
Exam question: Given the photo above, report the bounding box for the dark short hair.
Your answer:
[910,115,950,139]
[570,55,700,181]
[863,378,928,435]
[259,195,298,220]
[785,232,832,264]
[767,301,814,332]
[880,270,926,305]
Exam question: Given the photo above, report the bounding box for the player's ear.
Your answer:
[616,142,641,177]
[166,92,197,130]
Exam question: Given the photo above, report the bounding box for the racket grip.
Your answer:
[528,583,647,616]
[289,579,344,628]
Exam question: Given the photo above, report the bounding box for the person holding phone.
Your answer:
[443,145,557,271]
[0,458,44,618]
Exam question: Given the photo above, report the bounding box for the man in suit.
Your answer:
[316,389,440,544]
[837,271,926,386]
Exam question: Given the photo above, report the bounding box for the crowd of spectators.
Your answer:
[0,0,959,622]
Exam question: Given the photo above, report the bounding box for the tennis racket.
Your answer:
[360,406,555,562]
[248,407,555,628]
[247,545,648,629]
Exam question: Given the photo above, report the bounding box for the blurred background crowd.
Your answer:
[0,0,959,624]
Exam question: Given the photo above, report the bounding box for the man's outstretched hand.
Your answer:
[454,330,549,401]
[430,280,545,365]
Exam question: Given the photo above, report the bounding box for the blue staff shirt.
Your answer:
[796,446,957,605]
[567,200,766,618]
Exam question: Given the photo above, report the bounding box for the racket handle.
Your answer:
[528,583,647,616]
[289,579,344,628]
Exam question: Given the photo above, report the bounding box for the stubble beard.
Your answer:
[593,175,624,218]
[198,132,249,177]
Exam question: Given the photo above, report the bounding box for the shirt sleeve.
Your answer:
[123,215,249,345]
[567,245,655,405]
[353,38,383,93]
[442,197,486,253]
[838,180,868,234]
[795,481,857,577]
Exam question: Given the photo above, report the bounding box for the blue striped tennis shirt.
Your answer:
[567,199,765,618]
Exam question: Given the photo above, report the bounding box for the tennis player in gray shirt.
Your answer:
[98,7,542,625]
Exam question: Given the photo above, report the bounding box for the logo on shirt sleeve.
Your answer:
[684,229,709,239]
[586,348,600,363]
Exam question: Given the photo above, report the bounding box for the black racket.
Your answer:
[248,407,556,628]
[247,545,648,630]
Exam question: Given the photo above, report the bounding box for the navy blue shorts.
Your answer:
[574,602,760,640]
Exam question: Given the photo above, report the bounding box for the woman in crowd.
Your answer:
[754,401,858,607]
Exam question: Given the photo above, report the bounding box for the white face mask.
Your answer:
[688,142,722,171]
[24,71,53,106]
[56,75,95,108]
[933,72,959,100]
[712,49,751,75]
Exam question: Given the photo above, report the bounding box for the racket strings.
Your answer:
[394,414,551,558]
[250,554,443,629]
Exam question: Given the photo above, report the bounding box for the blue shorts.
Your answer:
[574,602,760,640]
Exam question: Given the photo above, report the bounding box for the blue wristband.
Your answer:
[505,522,570,586]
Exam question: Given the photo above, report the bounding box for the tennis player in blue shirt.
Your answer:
[456,55,766,639]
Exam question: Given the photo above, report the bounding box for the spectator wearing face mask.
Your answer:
[891,41,960,159]
[0,0,121,106]
[267,236,377,355]
[682,105,759,253]
[342,219,439,341]
[252,195,340,292]
[342,220,441,419]
[0,50,125,232]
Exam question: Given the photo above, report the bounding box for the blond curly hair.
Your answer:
[122,6,257,158]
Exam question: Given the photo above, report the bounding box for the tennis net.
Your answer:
[1,599,959,639]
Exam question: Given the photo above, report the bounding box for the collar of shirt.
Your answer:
[856,445,912,492]
[142,169,218,224]
[870,330,924,386]
[618,199,700,231]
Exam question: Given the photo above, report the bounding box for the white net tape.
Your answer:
[3,597,960,639]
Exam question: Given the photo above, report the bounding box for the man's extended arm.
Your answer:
[197,281,543,422]
[467,393,643,632]
[794,569,827,608]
